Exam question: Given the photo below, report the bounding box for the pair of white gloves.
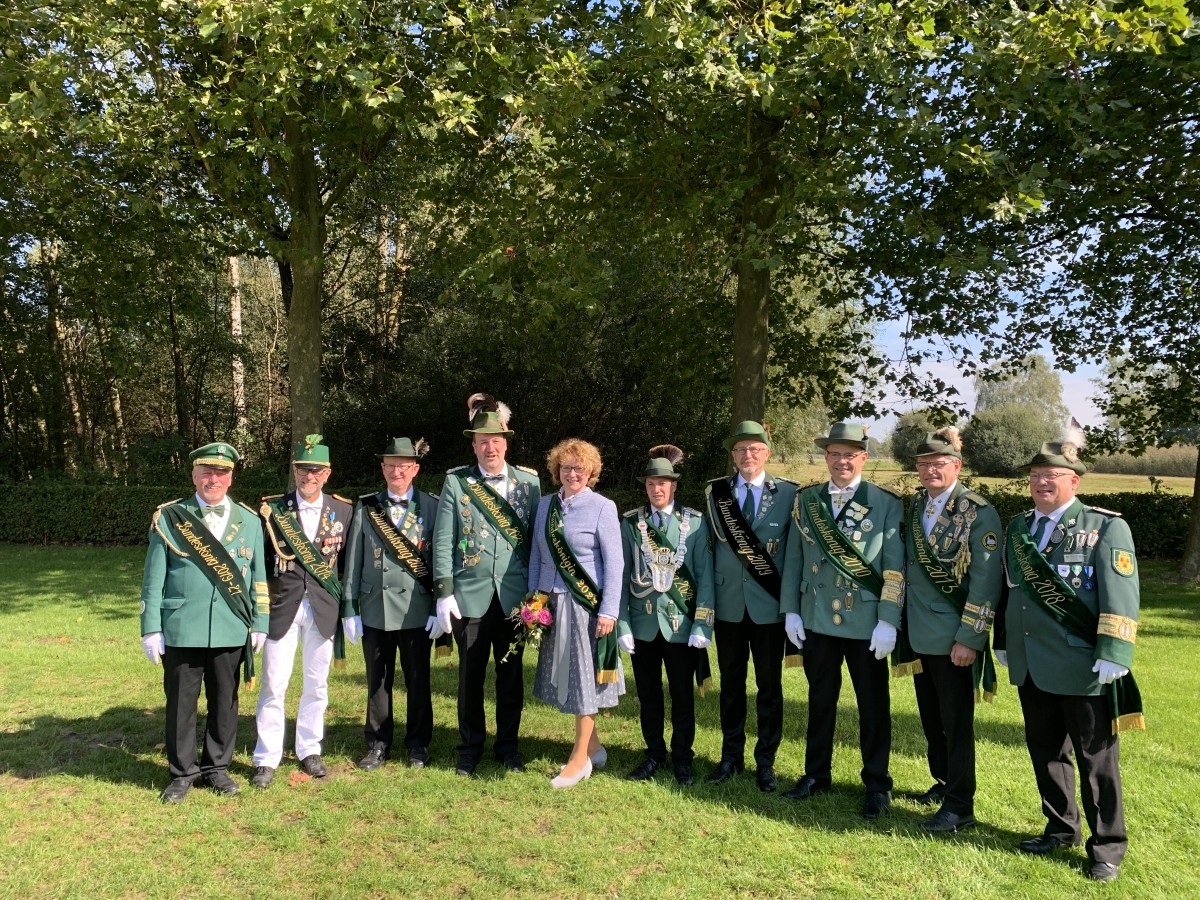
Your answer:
[992,650,1129,685]
[617,633,710,653]
[141,631,266,664]
[784,613,897,660]
[341,596,454,646]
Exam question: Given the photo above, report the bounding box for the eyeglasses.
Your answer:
[915,461,953,472]
[826,451,864,462]
[560,465,587,474]
[294,466,328,475]
[1029,472,1073,484]
[732,446,768,457]
[382,462,417,472]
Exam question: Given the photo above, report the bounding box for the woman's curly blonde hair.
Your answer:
[546,438,602,488]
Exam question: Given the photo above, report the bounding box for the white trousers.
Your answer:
[253,598,334,767]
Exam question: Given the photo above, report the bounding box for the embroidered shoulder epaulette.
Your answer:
[1087,506,1123,518]
[798,481,824,492]
[236,501,258,516]
[682,506,703,519]
[330,493,352,504]
[156,497,185,510]
[961,489,991,507]
[705,477,726,487]
[358,491,379,500]
[769,475,798,486]
[623,508,642,519]
[446,465,469,475]
[261,493,285,502]
[423,490,439,502]
[514,464,539,476]
[872,483,904,500]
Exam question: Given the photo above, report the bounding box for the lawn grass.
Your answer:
[771,459,1195,496]
[1,544,1197,898]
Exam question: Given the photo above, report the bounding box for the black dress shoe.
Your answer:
[203,771,239,796]
[904,782,946,807]
[626,759,660,782]
[408,749,429,769]
[1088,862,1120,884]
[357,747,385,771]
[455,759,478,778]
[674,763,695,786]
[705,759,745,785]
[160,778,192,804]
[783,775,830,801]
[862,790,891,820]
[502,752,526,773]
[1019,834,1079,856]
[250,766,275,788]
[756,765,777,793]
[299,755,327,778]
[921,809,977,833]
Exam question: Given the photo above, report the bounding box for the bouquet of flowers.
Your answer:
[503,590,553,662]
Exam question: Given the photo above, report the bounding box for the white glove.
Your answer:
[342,615,362,646]
[687,634,710,649]
[251,632,267,653]
[142,632,165,665]
[994,649,1008,668]
[785,612,806,649]
[1093,658,1129,685]
[437,595,462,634]
[617,633,636,654]
[869,620,897,660]
[426,615,448,641]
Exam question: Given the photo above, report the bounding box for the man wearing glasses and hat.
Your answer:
[250,435,353,787]
[996,433,1143,884]
[139,441,269,803]
[342,436,445,771]
[780,422,904,820]
[617,444,715,786]
[899,427,1003,833]
[703,420,798,793]
[433,394,542,776]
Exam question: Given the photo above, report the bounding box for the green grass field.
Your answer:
[1,545,1197,898]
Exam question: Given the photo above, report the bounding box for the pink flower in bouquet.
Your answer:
[536,607,553,626]
[520,605,536,625]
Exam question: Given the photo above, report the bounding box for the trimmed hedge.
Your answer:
[1,480,1189,561]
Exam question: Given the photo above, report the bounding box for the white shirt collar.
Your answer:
[652,502,675,518]
[480,464,508,481]
[1035,500,1075,527]
[298,493,324,510]
[387,489,412,504]
[926,483,958,513]
[736,471,767,490]
[195,494,227,512]
[828,476,862,495]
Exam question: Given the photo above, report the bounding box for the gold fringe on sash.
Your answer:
[596,669,620,685]
[892,659,923,678]
[974,686,996,704]
[785,655,804,669]
[435,644,452,659]
[1113,712,1146,734]
[697,676,712,697]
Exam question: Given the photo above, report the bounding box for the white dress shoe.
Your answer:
[590,747,607,769]
[550,759,593,789]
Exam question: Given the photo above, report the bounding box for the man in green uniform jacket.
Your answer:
[342,437,444,771]
[901,428,1003,833]
[996,438,1142,884]
[139,442,269,803]
[780,422,904,820]
[433,394,542,775]
[704,420,798,793]
[617,444,715,786]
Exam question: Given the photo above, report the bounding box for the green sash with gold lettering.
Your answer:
[261,499,343,600]
[908,497,997,699]
[155,503,257,685]
[798,489,885,597]
[1006,526,1144,733]
[464,470,531,565]
[547,494,619,683]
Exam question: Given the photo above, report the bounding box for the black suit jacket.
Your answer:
[261,491,354,640]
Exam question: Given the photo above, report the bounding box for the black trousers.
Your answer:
[162,645,243,781]
[802,630,892,792]
[453,594,524,763]
[1018,677,1128,865]
[631,633,697,764]
[914,653,977,814]
[362,624,433,754]
[714,614,785,768]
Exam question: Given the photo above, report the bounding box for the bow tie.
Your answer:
[483,473,505,482]
[203,504,225,515]
[386,496,408,507]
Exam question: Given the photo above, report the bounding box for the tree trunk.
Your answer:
[730,112,782,428]
[229,255,248,440]
[39,239,79,473]
[165,291,193,445]
[1179,449,1200,581]
[89,310,129,477]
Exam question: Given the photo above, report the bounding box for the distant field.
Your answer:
[772,458,1196,496]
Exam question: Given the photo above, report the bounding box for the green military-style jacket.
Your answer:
[140,496,269,647]
[617,505,715,644]
[342,490,439,631]
[999,500,1140,697]
[432,463,542,617]
[781,480,905,641]
[705,474,798,625]
[904,482,1004,655]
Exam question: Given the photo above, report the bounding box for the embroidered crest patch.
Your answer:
[1112,549,1135,577]
[982,532,998,551]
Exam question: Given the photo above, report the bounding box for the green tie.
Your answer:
[741,486,756,522]
[1030,514,1050,549]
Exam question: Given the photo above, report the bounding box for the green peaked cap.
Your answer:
[190,441,239,469]
[292,433,330,466]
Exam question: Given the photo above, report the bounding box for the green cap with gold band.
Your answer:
[292,433,331,467]
[722,420,772,451]
[814,422,869,450]
[190,441,240,469]
[1022,441,1087,475]
[913,431,962,460]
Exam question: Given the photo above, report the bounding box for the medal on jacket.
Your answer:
[638,511,690,593]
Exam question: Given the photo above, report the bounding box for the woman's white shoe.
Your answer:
[550,759,593,789]
[590,747,607,769]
